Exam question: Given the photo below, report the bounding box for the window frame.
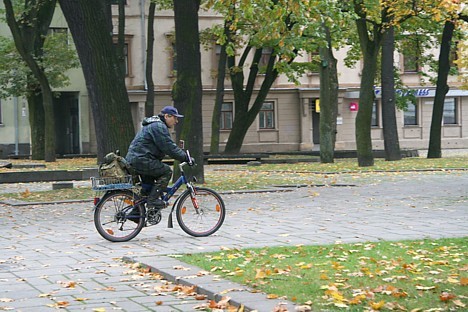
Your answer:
[443,98,458,125]
[258,47,273,74]
[220,102,233,130]
[371,100,380,128]
[259,101,276,130]
[307,50,320,75]
[403,99,419,126]
[112,35,132,77]
[164,33,177,77]
[213,44,230,78]
[401,36,422,73]
[449,40,460,72]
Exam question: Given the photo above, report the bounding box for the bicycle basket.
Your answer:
[91,175,133,191]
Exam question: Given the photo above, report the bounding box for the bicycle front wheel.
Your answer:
[176,187,226,237]
[94,190,145,242]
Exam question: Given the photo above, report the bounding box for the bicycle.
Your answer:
[91,151,226,242]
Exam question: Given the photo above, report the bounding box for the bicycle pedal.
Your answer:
[146,209,162,226]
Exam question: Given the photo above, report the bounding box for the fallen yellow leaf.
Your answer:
[369,300,385,310]
[453,299,466,308]
[255,269,266,279]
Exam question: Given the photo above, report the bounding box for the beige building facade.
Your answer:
[0,2,91,158]
[0,2,467,158]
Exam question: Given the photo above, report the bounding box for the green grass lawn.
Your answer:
[179,238,468,310]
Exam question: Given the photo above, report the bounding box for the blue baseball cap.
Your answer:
[161,106,184,117]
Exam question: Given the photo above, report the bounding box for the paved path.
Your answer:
[0,171,467,311]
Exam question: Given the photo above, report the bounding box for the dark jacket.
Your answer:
[125,116,186,171]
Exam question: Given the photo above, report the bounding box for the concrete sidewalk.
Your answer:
[0,171,467,311]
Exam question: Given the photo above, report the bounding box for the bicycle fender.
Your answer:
[92,190,125,210]
[167,191,184,228]
[92,191,110,210]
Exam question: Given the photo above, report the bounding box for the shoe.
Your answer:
[126,207,141,224]
[146,198,165,210]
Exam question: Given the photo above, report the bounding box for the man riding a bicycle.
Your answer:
[126,106,191,213]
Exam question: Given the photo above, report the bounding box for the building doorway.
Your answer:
[53,92,80,156]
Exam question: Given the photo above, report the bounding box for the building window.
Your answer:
[443,98,457,125]
[308,50,320,74]
[449,41,459,69]
[171,42,177,73]
[214,44,229,77]
[122,43,129,76]
[112,42,129,76]
[259,101,275,129]
[165,33,176,76]
[258,47,272,73]
[113,36,132,77]
[404,100,418,126]
[371,100,380,127]
[220,102,233,130]
[401,36,421,73]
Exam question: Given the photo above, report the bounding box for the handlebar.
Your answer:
[186,150,194,166]
[179,149,195,172]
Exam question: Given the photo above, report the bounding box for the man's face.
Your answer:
[164,114,179,128]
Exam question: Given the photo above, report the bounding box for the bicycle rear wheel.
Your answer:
[94,190,145,242]
[176,187,226,237]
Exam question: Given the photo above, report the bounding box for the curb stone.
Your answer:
[124,255,297,312]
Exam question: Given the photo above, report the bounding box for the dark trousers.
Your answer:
[132,159,172,206]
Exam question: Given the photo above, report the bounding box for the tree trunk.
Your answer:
[145,2,156,117]
[381,24,401,161]
[4,0,57,161]
[27,90,45,160]
[59,0,135,162]
[224,47,279,154]
[210,24,228,154]
[319,24,338,163]
[172,0,204,182]
[354,17,381,167]
[427,21,454,158]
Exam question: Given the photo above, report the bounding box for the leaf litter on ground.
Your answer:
[1,156,467,203]
[179,238,468,311]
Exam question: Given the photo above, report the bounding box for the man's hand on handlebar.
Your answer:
[185,150,195,166]
[187,157,195,166]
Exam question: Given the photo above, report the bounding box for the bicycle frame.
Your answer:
[132,159,195,228]
[165,160,196,228]
[162,170,187,202]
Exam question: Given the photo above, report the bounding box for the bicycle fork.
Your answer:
[167,185,200,229]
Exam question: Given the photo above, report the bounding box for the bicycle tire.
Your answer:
[176,187,226,237]
[94,190,145,242]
